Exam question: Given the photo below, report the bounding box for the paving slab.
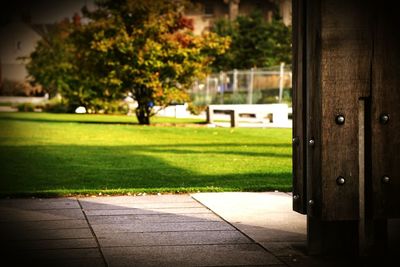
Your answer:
[8,238,97,250]
[5,256,106,267]
[103,244,282,267]
[22,247,102,260]
[31,258,106,267]
[97,230,250,247]
[91,221,234,234]
[2,248,105,267]
[1,193,398,266]
[79,195,197,204]
[191,192,308,265]
[2,228,93,241]
[191,192,400,267]
[87,213,223,224]
[80,201,203,210]
[0,198,80,210]
[0,207,85,222]
[0,219,89,230]
[0,194,288,266]
[191,192,307,244]
[83,207,211,216]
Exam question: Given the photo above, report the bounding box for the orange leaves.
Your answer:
[178,16,194,31]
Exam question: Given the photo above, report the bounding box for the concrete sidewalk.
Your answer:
[0,192,397,266]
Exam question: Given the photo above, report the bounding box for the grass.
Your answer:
[0,112,292,197]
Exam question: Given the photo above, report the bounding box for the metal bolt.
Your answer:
[293,194,300,200]
[382,176,390,184]
[308,199,314,206]
[292,137,299,146]
[379,114,390,124]
[308,139,315,147]
[335,114,345,125]
[336,176,346,185]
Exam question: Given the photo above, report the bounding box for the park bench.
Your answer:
[206,104,289,127]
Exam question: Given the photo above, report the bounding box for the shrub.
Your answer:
[16,103,35,112]
[187,102,207,115]
[88,99,129,114]
[42,97,70,113]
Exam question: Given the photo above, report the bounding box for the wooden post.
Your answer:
[233,69,238,93]
[247,68,254,104]
[206,106,213,124]
[293,0,400,257]
[278,62,285,103]
[220,72,225,104]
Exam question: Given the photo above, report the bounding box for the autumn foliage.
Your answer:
[26,0,229,124]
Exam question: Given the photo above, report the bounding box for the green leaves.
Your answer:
[26,0,228,124]
[211,11,292,71]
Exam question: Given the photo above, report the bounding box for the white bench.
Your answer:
[206,104,289,127]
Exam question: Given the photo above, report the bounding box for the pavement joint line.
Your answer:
[9,238,96,244]
[99,242,256,248]
[87,212,214,218]
[82,206,205,210]
[96,229,238,234]
[17,246,100,251]
[77,198,109,267]
[86,214,213,217]
[4,227,91,231]
[190,195,289,267]
[0,208,82,211]
[88,220,223,224]
[0,220,84,224]
[5,237,97,242]
[79,201,199,204]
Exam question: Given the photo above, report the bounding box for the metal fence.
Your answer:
[189,63,292,106]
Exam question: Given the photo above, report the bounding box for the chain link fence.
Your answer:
[189,63,292,107]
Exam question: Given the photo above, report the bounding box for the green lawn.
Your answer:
[0,112,292,197]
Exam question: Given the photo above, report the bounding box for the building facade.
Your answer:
[186,0,291,35]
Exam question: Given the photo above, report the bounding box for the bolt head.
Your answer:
[382,176,390,184]
[336,176,346,185]
[335,115,345,125]
[308,199,314,206]
[293,194,300,200]
[379,114,390,124]
[308,139,315,147]
[292,137,299,146]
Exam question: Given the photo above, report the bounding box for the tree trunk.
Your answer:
[135,102,151,125]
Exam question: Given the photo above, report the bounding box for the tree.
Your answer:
[82,0,229,124]
[25,18,76,99]
[26,0,229,124]
[211,11,292,71]
[25,15,113,111]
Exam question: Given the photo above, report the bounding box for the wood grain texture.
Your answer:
[371,5,400,219]
[294,0,399,221]
[300,0,373,220]
[305,0,322,219]
[292,0,307,214]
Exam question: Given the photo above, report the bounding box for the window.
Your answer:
[204,2,214,15]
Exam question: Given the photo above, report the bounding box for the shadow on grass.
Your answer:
[132,146,291,158]
[0,144,292,196]
[0,114,206,126]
